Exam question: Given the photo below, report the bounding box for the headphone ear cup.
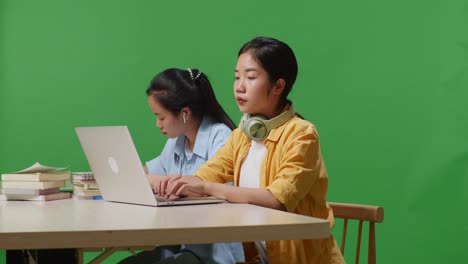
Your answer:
[240,114,250,136]
[240,106,295,141]
[248,117,268,140]
[241,115,268,141]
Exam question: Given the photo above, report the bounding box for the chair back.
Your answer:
[328,202,384,264]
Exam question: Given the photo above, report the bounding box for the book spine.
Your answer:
[1,180,65,189]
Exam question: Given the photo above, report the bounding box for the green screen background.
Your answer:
[1,0,467,263]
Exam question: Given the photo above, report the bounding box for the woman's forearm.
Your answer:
[204,182,286,211]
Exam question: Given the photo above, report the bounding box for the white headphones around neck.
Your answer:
[240,105,295,141]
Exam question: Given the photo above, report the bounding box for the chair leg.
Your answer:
[369,222,376,264]
[341,219,348,256]
[355,220,363,264]
[88,247,119,264]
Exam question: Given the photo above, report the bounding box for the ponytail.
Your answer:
[188,69,236,130]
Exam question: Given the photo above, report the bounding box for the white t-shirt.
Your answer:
[239,140,269,263]
[239,140,267,188]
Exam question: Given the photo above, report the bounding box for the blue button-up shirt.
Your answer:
[146,117,232,176]
[146,117,244,264]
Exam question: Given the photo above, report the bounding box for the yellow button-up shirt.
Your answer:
[195,116,345,263]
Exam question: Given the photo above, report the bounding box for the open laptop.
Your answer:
[75,126,225,206]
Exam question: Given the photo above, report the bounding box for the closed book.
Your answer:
[72,179,97,184]
[72,181,99,190]
[1,171,70,182]
[73,186,101,197]
[1,180,66,190]
[5,192,71,201]
[1,187,60,195]
[71,172,94,181]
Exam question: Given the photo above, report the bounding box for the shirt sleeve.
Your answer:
[207,124,233,158]
[195,129,239,183]
[145,139,173,175]
[266,122,324,212]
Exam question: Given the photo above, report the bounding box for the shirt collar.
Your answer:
[174,116,213,160]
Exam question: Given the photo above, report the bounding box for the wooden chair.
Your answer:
[328,202,384,264]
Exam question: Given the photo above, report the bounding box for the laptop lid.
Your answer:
[75,126,224,207]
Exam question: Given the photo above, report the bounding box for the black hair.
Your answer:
[238,36,298,109]
[146,68,236,130]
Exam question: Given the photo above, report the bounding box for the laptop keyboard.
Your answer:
[154,195,219,202]
[155,196,181,202]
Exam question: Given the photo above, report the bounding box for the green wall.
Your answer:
[1,0,467,263]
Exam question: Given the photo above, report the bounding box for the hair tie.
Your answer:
[187,68,202,80]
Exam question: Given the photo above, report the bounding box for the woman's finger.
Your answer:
[167,179,186,196]
[175,183,205,197]
[154,179,160,194]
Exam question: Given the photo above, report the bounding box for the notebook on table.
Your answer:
[75,126,225,206]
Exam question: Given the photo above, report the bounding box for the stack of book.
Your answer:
[72,172,102,199]
[0,162,71,201]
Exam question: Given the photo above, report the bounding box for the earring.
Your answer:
[183,113,187,123]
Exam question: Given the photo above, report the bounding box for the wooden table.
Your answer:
[1,199,330,263]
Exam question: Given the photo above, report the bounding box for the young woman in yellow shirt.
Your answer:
[156,37,345,264]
